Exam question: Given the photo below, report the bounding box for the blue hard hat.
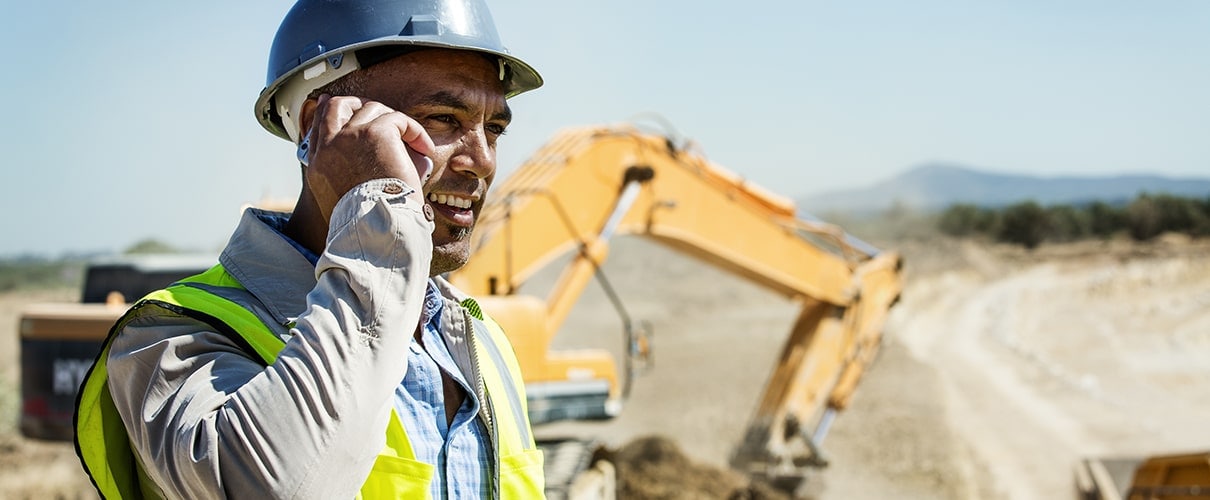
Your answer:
[254,0,543,141]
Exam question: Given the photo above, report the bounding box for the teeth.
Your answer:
[427,193,473,209]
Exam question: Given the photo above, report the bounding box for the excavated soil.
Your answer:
[3,235,1209,499]
[604,436,787,500]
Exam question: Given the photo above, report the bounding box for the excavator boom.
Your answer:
[447,125,903,481]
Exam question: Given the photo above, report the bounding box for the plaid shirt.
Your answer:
[393,282,492,498]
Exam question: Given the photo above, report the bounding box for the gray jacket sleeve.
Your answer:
[106,179,433,499]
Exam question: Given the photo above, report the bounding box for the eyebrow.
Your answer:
[419,90,512,123]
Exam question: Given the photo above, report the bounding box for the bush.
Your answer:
[997,201,1049,249]
[936,193,1209,247]
[938,204,996,237]
[1158,194,1209,235]
[1201,197,1210,235]
[0,260,83,292]
[125,239,179,254]
[1125,196,1160,240]
[1126,194,1208,240]
[1045,204,1091,242]
[1086,201,1125,238]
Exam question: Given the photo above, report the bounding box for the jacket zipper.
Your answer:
[463,310,501,499]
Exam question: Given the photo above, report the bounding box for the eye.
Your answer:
[486,123,508,136]
[425,114,459,131]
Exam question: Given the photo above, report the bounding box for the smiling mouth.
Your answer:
[428,192,474,209]
[426,192,477,227]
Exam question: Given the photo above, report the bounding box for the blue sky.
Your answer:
[1,1,1207,256]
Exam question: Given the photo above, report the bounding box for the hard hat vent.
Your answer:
[298,42,326,64]
[402,15,443,36]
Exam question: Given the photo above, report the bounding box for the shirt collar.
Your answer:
[422,279,444,329]
[217,208,317,326]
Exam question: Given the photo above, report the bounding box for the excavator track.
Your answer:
[539,438,610,500]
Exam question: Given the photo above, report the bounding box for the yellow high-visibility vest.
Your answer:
[74,264,544,499]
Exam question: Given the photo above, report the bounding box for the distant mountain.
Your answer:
[800,163,1210,214]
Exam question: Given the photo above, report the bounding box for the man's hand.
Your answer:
[301,94,436,224]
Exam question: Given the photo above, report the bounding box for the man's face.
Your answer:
[357,49,511,275]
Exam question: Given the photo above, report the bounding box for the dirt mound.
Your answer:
[606,435,787,500]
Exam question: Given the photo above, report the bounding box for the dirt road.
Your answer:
[2,236,1208,499]
[867,236,1210,500]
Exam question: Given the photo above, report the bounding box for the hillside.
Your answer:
[800,164,1210,214]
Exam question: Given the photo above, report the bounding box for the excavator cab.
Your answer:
[475,294,620,423]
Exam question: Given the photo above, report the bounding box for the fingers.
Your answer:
[342,99,390,128]
[315,96,435,157]
[302,94,436,218]
[311,94,356,143]
[392,112,435,158]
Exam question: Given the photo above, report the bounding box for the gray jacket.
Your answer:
[107,178,492,499]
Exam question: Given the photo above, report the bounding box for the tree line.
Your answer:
[937,193,1210,248]
[0,239,180,292]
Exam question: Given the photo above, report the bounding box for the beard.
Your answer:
[430,225,472,276]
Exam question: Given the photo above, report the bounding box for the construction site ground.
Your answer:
[2,235,1209,499]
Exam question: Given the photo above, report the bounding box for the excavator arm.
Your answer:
[448,125,903,478]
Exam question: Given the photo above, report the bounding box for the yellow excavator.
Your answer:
[446,124,903,492]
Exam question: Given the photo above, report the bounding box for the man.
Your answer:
[74,0,545,498]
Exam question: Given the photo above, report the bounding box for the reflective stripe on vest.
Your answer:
[75,264,543,499]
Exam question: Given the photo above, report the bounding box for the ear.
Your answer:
[298,97,320,143]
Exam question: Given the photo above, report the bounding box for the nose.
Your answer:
[447,125,495,180]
